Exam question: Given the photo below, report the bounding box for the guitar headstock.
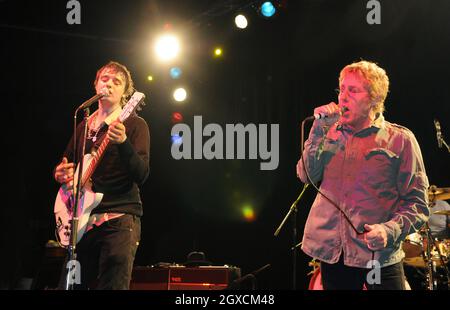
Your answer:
[119,92,146,122]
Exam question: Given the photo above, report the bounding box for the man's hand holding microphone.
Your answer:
[313,102,343,126]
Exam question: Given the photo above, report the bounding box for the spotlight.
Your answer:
[260,2,276,18]
[172,112,183,123]
[154,34,180,62]
[170,67,182,79]
[242,205,256,222]
[147,75,154,81]
[173,87,187,102]
[163,23,172,31]
[214,48,223,57]
[234,14,248,29]
[171,134,182,145]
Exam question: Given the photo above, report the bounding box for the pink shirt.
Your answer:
[297,116,429,268]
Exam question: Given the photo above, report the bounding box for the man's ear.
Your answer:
[370,99,379,110]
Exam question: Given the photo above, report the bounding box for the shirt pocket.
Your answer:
[362,148,399,190]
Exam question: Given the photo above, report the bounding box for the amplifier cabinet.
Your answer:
[130,266,241,290]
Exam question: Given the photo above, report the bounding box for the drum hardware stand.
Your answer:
[423,222,450,290]
[424,222,436,290]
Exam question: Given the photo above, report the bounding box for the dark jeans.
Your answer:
[74,214,141,290]
[320,254,406,290]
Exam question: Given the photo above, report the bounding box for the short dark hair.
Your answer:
[93,61,134,106]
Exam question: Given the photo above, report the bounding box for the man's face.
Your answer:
[95,68,126,108]
[338,72,373,131]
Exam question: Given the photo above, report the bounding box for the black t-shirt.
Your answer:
[62,114,150,216]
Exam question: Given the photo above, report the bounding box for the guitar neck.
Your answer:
[78,91,146,188]
[81,135,110,187]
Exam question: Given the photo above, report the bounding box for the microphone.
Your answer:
[77,88,108,110]
[314,106,348,120]
[434,119,443,148]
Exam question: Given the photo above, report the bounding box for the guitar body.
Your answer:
[54,154,103,247]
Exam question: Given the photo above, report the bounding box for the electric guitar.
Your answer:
[54,92,146,247]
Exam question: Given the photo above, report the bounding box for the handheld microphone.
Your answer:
[314,106,348,120]
[434,119,443,148]
[77,88,108,110]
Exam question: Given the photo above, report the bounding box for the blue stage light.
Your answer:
[261,2,276,18]
[171,134,182,145]
[170,67,182,79]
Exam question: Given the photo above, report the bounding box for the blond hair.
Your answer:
[339,60,389,115]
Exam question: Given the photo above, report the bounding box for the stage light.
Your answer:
[234,14,248,29]
[154,34,180,62]
[171,134,182,145]
[170,67,182,79]
[214,48,223,57]
[260,2,276,18]
[172,112,183,123]
[242,205,256,222]
[147,75,154,81]
[173,87,187,102]
[163,23,172,31]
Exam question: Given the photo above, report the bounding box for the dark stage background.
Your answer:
[1,0,449,290]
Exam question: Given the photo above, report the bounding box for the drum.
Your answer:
[403,238,449,268]
[403,232,424,258]
[437,239,449,258]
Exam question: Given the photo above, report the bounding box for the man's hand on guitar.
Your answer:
[108,121,127,144]
[54,157,74,187]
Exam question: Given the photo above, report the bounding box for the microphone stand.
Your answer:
[65,106,90,290]
[435,119,450,153]
[274,183,309,290]
[440,137,450,153]
[274,115,316,290]
[231,264,271,290]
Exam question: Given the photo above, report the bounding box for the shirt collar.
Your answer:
[337,113,385,134]
[88,107,123,127]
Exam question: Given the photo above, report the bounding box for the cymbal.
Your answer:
[403,256,447,268]
[433,210,450,216]
[428,186,450,201]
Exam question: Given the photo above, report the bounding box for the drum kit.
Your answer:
[402,186,450,290]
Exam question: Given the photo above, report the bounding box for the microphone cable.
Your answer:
[300,116,376,289]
